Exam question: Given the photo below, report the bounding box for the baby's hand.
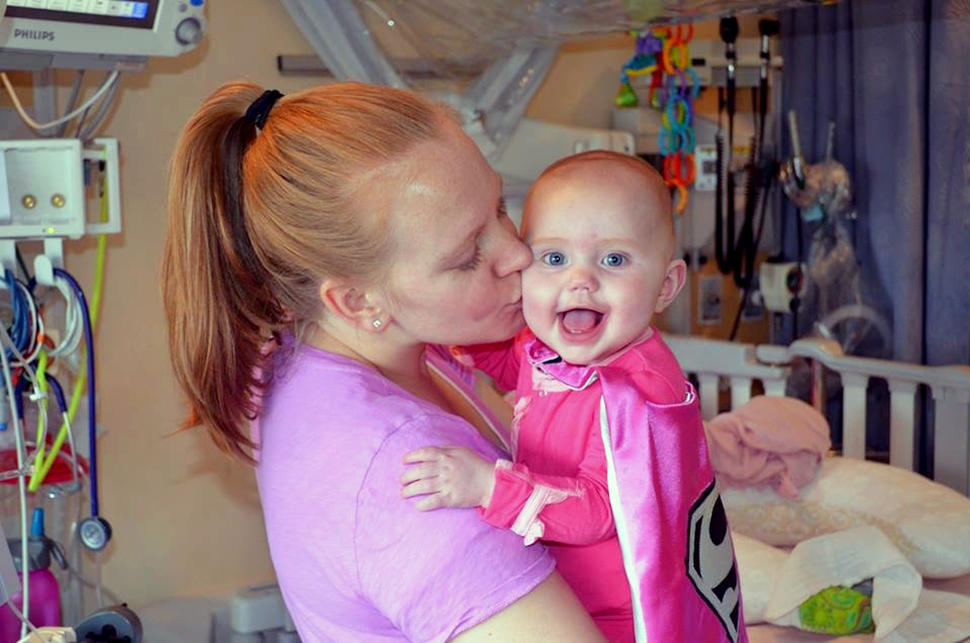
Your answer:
[400,446,496,511]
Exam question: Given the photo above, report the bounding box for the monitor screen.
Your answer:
[4,0,159,30]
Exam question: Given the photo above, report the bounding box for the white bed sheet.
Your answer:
[747,574,970,642]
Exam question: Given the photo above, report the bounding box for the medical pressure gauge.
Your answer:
[79,516,113,552]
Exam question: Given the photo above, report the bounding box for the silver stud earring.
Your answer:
[372,318,383,329]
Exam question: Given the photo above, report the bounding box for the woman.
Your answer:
[162,81,604,642]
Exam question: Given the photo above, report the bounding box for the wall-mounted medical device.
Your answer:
[0,0,205,64]
[0,137,120,272]
[0,137,119,239]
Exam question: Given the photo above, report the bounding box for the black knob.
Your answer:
[720,17,739,44]
[759,19,781,37]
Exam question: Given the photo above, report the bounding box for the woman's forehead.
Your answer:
[376,127,501,252]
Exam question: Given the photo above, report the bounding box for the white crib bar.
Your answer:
[763,380,786,396]
[840,373,868,460]
[698,374,720,420]
[933,385,970,496]
[664,334,790,421]
[888,379,917,471]
[731,377,752,410]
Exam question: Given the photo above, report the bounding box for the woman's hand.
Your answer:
[401,446,497,510]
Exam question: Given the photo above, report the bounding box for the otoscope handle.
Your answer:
[787,110,806,186]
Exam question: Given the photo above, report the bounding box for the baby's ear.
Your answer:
[655,259,687,313]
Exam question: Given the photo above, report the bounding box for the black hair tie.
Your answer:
[245,89,284,130]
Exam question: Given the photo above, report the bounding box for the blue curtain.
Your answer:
[779,0,970,471]
[780,0,970,367]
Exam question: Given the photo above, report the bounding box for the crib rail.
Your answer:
[663,335,789,419]
[665,334,970,496]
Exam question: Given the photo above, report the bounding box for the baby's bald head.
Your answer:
[522,150,675,260]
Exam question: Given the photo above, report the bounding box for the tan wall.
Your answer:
[62,2,318,606]
[48,6,763,606]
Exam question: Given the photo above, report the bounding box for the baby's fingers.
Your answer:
[399,462,439,486]
[400,478,441,499]
[403,447,445,464]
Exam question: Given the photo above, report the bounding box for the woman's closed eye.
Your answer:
[458,245,483,271]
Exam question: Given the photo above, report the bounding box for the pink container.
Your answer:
[0,509,64,642]
[0,567,62,643]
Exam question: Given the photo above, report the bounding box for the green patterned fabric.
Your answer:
[797,583,875,635]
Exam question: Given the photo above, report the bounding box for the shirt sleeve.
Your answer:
[459,331,529,392]
[480,420,615,547]
[355,414,555,643]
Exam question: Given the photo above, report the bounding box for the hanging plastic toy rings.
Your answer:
[668,180,689,215]
[674,66,692,99]
[673,23,694,45]
[679,152,697,183]
[627,63,657,77]
[663,38,689,74]
[650,71,667,109]
[664,151,696,187]
[667,122,693,154]
[661,98,684,130]
[658,127,674,156]
[684,66,701,100]
[665,95,690,127]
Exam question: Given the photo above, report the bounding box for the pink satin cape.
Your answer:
[596,367,747,643]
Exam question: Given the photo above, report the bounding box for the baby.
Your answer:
[402,150,745,643]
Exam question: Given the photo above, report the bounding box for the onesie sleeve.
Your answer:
[480,421,616,547]
[356,415,555,643]
[458,330,530,392]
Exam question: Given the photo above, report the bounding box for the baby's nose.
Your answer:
[567,267,598,292]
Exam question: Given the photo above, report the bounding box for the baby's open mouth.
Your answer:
[559,308,604,334]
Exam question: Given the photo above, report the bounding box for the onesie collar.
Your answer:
[523,337,599,390]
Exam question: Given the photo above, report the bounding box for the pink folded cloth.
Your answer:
[704,396,831,499]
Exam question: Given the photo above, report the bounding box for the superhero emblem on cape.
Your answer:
[686,480,741,642]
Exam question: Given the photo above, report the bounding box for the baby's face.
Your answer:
[521,167,674,365]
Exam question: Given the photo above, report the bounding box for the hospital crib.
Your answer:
[665,334,970,496]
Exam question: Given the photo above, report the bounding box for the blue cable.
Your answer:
[45,374,68,414]
[4,270,32,358]
[13,374,28,420]
[52,268,99,518]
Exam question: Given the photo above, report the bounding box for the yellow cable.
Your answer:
[28,166,108,491]
[31,351,49,471]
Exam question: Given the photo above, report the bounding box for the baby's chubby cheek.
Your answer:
[521,271,554,328]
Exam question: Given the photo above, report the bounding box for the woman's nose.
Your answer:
[494,229,533,278]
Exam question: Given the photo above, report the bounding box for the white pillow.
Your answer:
[732,532,787,624]
[721,456,970,579]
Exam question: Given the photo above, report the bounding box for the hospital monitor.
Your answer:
[0,0,205,60]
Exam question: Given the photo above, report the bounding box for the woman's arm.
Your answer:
[453,572,604,642]
[362,415,596,642]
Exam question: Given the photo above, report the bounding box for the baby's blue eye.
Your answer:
[603,253,626,267]
[542,251,566,266]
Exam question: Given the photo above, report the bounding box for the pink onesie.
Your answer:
[466,328,745,643]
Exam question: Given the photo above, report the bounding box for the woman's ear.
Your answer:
[318,279,386,330]
[654,258,688,313]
